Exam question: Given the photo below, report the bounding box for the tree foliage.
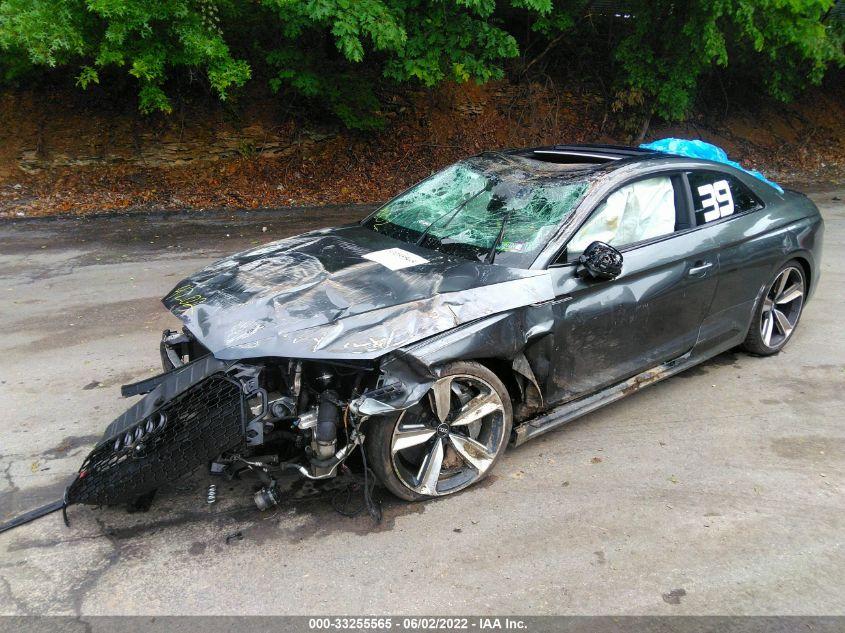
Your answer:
[0,0,252,112]
[0,0,841,128]
[609,0,844,122]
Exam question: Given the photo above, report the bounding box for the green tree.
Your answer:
[260,0,550,129]
[0,0,841,129]
[0,0,251,112]
[608,0,844,131]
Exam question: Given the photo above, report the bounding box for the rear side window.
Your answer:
[688,171,762,226]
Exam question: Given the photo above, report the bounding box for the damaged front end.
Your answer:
[61,329,395,518]
[1,218,559,533]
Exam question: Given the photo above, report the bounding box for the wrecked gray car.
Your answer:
[1,143,824,531]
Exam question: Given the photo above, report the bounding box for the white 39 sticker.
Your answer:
[697,179,734,222]
[363,248,429,271]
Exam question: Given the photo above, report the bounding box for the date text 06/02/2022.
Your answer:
[307,617,528,630]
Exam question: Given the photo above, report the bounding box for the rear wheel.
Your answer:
[367,361,512,501]
[741,261,806,356]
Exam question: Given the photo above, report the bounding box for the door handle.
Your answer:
[688,261,713,276]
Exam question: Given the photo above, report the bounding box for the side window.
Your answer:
[688,171,762,226]
[567,176,677,254]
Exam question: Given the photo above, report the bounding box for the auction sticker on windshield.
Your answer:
[363,248,429,271]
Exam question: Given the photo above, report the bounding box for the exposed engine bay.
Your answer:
[64,327,395,519]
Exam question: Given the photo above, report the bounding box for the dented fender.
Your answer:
[351,305,555,416]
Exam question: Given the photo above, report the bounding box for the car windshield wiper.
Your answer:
[484,208,513,265]
[415,181,494,247]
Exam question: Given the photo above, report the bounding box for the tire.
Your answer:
[741,260,807,356]
[366,361,513,501]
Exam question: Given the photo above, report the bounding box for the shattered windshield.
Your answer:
[362,158,589,268]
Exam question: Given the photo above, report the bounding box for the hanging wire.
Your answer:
[331,410,382,522]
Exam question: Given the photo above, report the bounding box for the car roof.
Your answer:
[468,144,777,198]
[489,143,762,181]
[465,144,667,183]
[515,143,656,162]
[504,143,666,170]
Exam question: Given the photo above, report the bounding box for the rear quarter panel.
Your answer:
[696,187,823,351]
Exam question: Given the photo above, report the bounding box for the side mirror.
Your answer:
[577,241,623,280]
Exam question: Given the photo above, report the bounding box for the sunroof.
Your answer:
[530,150,622,164]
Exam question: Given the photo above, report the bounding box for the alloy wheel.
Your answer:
[760,266,804,349]
[390,374,507,496]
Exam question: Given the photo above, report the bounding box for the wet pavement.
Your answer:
[0,192,843,615]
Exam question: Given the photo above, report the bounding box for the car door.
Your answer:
[537,173,721,404]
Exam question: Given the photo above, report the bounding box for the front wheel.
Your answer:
[741,261,806,356]
[367,361,512,501]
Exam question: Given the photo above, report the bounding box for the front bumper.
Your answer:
[66,357,260,506]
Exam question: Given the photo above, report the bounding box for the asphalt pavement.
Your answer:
[0,190,843,615]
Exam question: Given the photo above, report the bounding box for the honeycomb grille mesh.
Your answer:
[67,373,246,506]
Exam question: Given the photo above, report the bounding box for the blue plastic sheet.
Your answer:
[640,138,783,194]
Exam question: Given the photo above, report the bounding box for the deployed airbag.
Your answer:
[567,176,676,252]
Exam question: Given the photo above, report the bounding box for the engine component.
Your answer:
[313,390,340,461]
[269,396,296,419]
[283,431,364,480]
[316,369,334,388]
[253,484,283,511]
[294,408,318,430]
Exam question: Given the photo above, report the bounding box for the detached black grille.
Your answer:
[67,373,245,506]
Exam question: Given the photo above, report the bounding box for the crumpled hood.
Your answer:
[163,225,554,360]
